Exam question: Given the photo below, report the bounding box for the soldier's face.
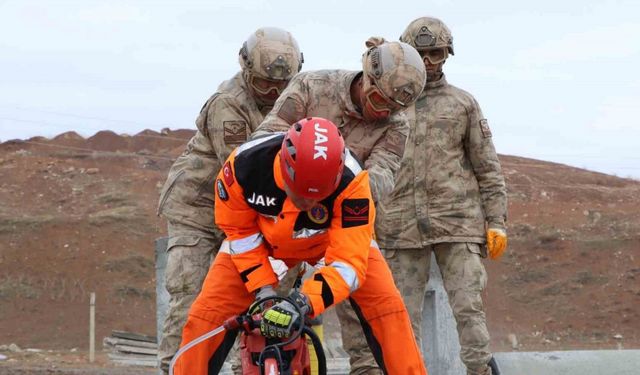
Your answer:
[420,48,447,80]
[256,89,280,105]
[284,183,320,211]
[249,75,290,105]
[362,101,390,122]
[361,77,401,122]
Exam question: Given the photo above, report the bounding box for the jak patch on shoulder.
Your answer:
[479,119,492,138]
[216,179,229,201]
[223,120,248,144]
[341,198,370,228]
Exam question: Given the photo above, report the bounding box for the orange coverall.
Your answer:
[173,134,426,374]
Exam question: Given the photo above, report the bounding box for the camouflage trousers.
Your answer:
[158,220,224,374]
[384,243,493,374]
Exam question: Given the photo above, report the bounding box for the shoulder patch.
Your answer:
[216,179,228,201]
[223,120,248,144]
[479,119,492,138]
[277,96,303,125]
[341,198,370,228]
[222,161,235,186]
[382,128,407,157]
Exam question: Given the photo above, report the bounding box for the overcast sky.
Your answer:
[1,0,639,178]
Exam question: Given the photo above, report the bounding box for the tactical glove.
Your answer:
[251,285,277,314]
[486,228,507,260]
[259,291,310,339]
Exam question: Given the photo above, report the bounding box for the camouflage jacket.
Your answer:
[252,70,409,201]
[157,72,271,231]
[376,75,507,248]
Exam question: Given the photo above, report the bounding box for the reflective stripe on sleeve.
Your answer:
[330,261,359,292]
[236,134,281,156]
[345,150,363,175]
[370,239,380,250]
[219,241,231,254]
[229,233,263,254]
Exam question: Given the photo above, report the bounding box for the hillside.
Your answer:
[1,129,639,357]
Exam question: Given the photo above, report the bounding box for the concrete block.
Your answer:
[422,252,466,375]
[494,350,640,375]
[155,237,170,345]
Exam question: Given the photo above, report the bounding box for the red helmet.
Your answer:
[280,117,346,200]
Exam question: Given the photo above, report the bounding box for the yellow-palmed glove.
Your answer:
[260,301,300,338]
[486,228,507,260]
[259,291,310,339]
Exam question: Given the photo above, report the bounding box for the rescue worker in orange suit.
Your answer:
[172,117,427,375]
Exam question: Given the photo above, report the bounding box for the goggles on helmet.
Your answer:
[421,48,448,65]
[249,74,290,96]
[364,77,403,115]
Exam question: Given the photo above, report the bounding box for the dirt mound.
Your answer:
[0,130,638,355]
[166,129,196,140]
[53,131,84,141]
[2,129,197,167]
[27,136,50,143]
[86,130,131,152]
[47,131,86,150]
[130,129,190,155]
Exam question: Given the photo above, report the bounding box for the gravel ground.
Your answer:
[0,351,156,375]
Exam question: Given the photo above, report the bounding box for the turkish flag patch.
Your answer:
[222,161,234,186]
[341,198,370,228]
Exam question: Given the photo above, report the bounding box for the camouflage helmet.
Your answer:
[239,27,303,81]
[400,17,454,55]
[362,39,426,107]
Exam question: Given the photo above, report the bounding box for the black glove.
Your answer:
[288,290,312,316]
[259,291,311,339]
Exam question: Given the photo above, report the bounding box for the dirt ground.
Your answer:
[0,350,155,374]
[1,129,639,373]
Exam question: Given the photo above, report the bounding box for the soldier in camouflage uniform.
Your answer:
[375,17,508,375]
[156,27,303,374]
[253,38,426,375]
